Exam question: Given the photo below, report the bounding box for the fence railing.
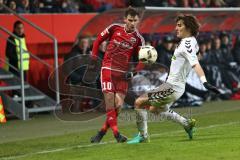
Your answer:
[0,3,60,106]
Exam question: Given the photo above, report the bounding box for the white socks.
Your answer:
[135,109,148,138]
[135,108,188,138]
[160,109,188,127]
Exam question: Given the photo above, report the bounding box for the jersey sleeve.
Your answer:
[181,39,199,67]
[137,33,145,49]
[91,24,115,59]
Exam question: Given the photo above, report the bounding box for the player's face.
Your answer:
[124,15,139,32]
[175,20,191,39]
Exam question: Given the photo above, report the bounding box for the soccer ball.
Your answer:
[138,45,158,64]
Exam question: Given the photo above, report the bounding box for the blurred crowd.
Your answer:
[0,0,240,14]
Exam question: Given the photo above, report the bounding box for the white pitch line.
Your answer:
[151,121,240,137]
[1,121,239,160]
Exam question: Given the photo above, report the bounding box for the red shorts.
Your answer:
[100,67,128,94]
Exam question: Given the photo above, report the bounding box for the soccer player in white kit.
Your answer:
[127,14,220,144]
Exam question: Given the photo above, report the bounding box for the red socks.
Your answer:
[100,121,109,133]
[101,108,118,136]
[106,109,119,136]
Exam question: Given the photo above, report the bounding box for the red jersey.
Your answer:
[92,23,145,72]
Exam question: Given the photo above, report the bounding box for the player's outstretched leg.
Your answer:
[159,109,196,140]
[146,82,197,140]
[127,94,150,144]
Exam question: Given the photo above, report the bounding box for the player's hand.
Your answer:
[203,82,220,94]
[125,71,137,80]
[88,56,97,70]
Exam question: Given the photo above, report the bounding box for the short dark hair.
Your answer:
[124,6,139,17]
[176,14,200,37]
[13,20,23,29]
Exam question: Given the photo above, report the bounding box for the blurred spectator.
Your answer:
[96,1,112,12]
[0,0,7,13]
[64,36,100,112]
[127,0,145,7]
[29,0,40,13]
[61,0,79,13]
[168,0,177,7]
[38,0,61,13]
[8,0,16,12]
[181,0,207,7]
[232,35,240,65]
[78,0,94,12]
[220,31,231,48]
[225,0,240,7]
[83,0,112,12]
[198,38,208,64]
[204,38,212,52]
[16,0,30,13]
[206,35,224,65]
[156,35,174,68]
[219,32,236,67]
[206,0,226,7]
[64,36,91,84]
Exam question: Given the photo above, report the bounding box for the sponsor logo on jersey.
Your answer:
[113,39,133,49]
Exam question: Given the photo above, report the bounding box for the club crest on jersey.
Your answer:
[130,37,136,44]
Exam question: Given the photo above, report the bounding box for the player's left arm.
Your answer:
[182,39,220,94]
[193,63,220,94]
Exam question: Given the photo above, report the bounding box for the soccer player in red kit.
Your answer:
[90,7,145,143]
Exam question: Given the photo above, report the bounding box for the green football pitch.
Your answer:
[0,100,240,160]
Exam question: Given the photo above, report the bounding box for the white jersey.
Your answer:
[166,36,199,89]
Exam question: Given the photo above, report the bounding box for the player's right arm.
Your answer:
[91,25,113,60]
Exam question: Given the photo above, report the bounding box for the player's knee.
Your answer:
[115,101,123,109]
[149,106,164,114]
[115,96,124,108]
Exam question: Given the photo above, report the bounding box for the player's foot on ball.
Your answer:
[184,118,196,140]
[90,131,105,143]
[114,132,128,143]
[127,133,150,144]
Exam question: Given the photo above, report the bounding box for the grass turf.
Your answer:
[0,100,239,160]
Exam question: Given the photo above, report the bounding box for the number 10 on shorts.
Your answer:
[102,82,112,91]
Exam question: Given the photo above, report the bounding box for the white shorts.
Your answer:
[147,82,185,110]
